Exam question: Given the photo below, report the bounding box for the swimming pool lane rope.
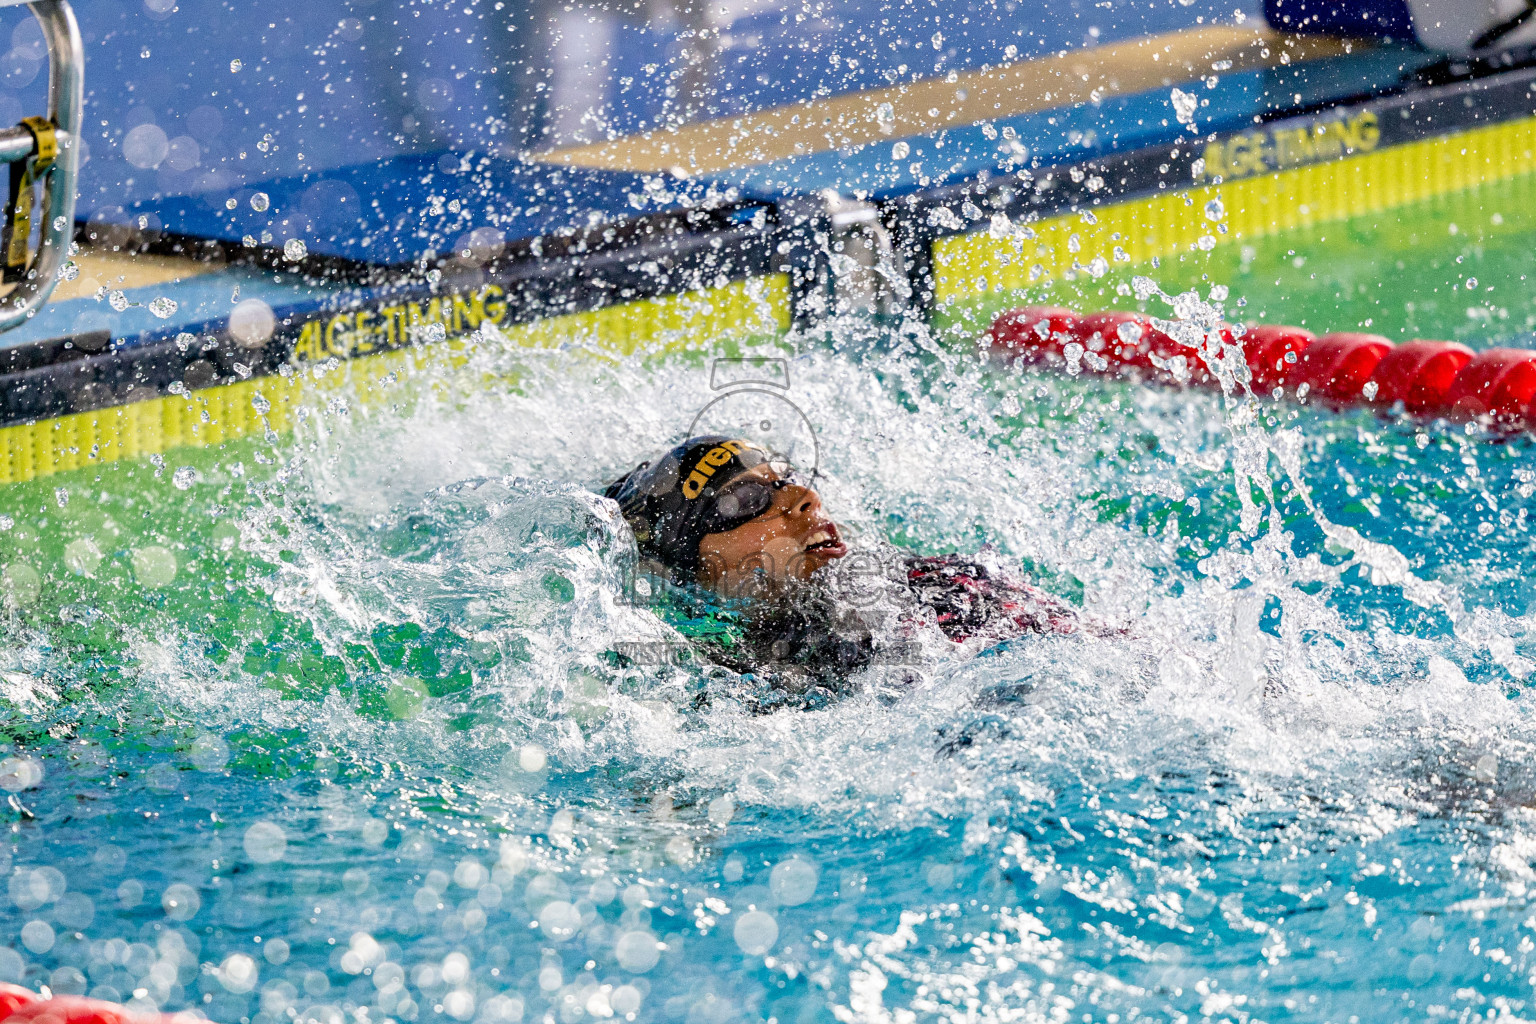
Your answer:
[989,305,1536,430]
[0,979,186,1024]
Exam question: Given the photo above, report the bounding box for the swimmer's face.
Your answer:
[696,464,846,597]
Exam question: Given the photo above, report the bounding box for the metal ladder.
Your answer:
[0,0,80,332]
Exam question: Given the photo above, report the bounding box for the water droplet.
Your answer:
[229,58,243,72]
[283,238,307,262]
[140,46,151,58]
[172,466,199,490]
[614,931,660,973]
[769,856,819,905]
[612,986,642,1016]
[537,900,581,940]
[243,820,287,863]
[1196,235,1217,251]
[1204,198,1225,221]
[216,953,258,993]
[161,883,200,921]
[1466,277,1478,290]
[1362,380,1379,401]
[251,391,270,415]
[1170,87,1199,124]
[707,793,735,827]
[63,538,102,577]
[250,192,269,212]
[149,296,178,319]
[891,140,910,160]
[130,545,177,587]
[2,564,41,606]
[519,744,547,773]
[19,920,52,954]
[107,290,130,312]
[0,756,43,792]
[191,734,230,771]
[733,910,778,955]
[230,298,276,347]
[57,260,78,281]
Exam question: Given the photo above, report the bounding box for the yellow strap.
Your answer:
[2,117,58,277]
[4,164,33,273]
[19,116,55,172]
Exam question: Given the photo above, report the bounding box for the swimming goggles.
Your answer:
[708,468,813,533]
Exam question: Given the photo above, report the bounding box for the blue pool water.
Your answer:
[0,297,1534,1024]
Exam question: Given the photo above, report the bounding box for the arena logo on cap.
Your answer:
[681,440,749,499]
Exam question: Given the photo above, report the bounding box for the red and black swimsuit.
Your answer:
[902,554,1086,643]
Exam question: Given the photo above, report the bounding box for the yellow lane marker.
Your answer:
[0,274,791,486]
[932,115,1536,305]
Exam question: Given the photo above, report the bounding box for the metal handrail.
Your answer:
[0,0,81,332]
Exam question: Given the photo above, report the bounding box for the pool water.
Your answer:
[0,178,1535,1024]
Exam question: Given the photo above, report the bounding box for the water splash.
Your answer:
[0,305,1529,1024]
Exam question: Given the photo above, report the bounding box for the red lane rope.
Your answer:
[988,306,1536,428]
[0,984,193,1024]
[0,986,34,1022]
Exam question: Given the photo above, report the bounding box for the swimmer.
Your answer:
[604,436,1111,696]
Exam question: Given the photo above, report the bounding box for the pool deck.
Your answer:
[19,18,1401,349]
[538,26,1359,176]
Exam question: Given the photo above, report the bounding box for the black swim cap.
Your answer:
[604,436,784,582]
